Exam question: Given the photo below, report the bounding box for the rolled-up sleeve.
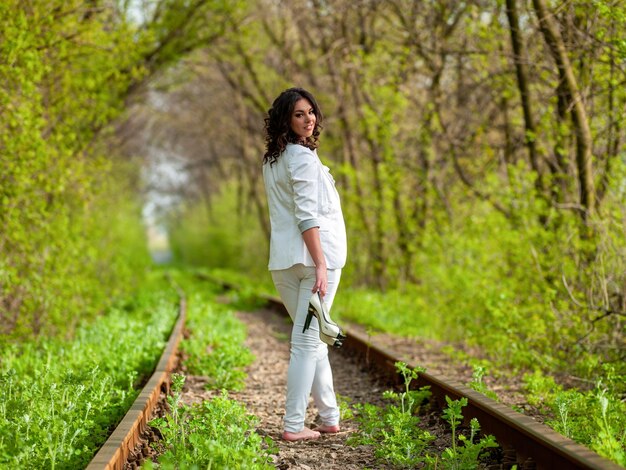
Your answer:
[287,148,320,233]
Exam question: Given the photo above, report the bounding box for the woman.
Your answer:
[262,88,347,441]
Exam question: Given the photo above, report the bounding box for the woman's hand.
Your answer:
[313,263,328,298]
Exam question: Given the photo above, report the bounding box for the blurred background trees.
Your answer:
[0,0,242,337]
[2,0,624,378]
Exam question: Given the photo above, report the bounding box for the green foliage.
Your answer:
[1,0,142,332]
[194,267,275,302]
[0,0,242,339]
[337,393,355,421]
[145,272,275,469]
[468,365,499,402]
[181,293,255,391]
[349,362,497,468]
[443,396,468,455]
[349,401,433,468]
[523,370,626,466]
[591,0,626,59]
[348,362,433,467]
[147,377,274,470]
[382,362,430,415]
[338,160,625,382]
[132,1,624,464]
[204,268,275,312]
[593,389,626,465]
[0,275,179,468]
[166,270,255,390]
[222,287,270,312]
[168,182,271,284]
[0,1,143,338]
[334,286,439,338]
[431,396,499,470]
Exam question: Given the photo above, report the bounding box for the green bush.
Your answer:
[0,275,179,468]
[0,1,151,339]
[1,0,240,339]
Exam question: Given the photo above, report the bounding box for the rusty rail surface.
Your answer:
[255,292,621,470]
[86,294,186,470]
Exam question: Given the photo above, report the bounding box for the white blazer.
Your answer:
[263,143,347,271]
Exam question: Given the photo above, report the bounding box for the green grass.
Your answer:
[145,271,276,469]
[333,285,440,338]
[0,272,179,469]
[181,291,255,391]
[146,376,275,470]
[0,268,278,469]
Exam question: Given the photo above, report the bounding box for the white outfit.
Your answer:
[263,143,347,270]
[263,143,347,433]
[271,265,341,432]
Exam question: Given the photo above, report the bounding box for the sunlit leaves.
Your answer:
[0,0,235,338]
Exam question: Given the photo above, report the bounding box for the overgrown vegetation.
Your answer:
[204,267,626,463]
[168,183,272,285]
[3,0,625,466]
[524,371,626,466]
[0,274,179,468]
[348,362,498,468]
[0,267,276,468]
[172,272,256,390]
[147,3,625,463]
[145,274,275,469]
[0,0,243,339]
[146,376,275,470]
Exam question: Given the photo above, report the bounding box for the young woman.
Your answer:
[262,88,347,441]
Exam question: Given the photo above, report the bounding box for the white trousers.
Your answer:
[271,264,341,433]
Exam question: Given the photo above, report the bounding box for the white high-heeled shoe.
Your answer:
[302,292,346,348]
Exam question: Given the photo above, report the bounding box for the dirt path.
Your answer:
[181,307,393,469]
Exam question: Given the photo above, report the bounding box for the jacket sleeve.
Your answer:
[287,147,320,233]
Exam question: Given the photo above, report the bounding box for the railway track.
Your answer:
[86,293,186,470]
[257,293,621,470]
[87,277,621,470]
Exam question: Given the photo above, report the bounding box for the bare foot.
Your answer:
[315,424,340,433]
[281,427,321,441]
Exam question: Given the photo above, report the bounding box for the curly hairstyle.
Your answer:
[263,87,324,165]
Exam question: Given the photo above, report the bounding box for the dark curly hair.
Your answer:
[263,87,324,165]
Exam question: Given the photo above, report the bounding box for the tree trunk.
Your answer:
[597,23,622,204]
[505,0,545,195]
[532,0,595,220]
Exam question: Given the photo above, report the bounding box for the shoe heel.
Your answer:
[302,308,314,333]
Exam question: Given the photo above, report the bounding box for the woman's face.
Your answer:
[290,98,316,141]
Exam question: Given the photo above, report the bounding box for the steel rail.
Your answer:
[257,292,622,470]
[86,294,186,470]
